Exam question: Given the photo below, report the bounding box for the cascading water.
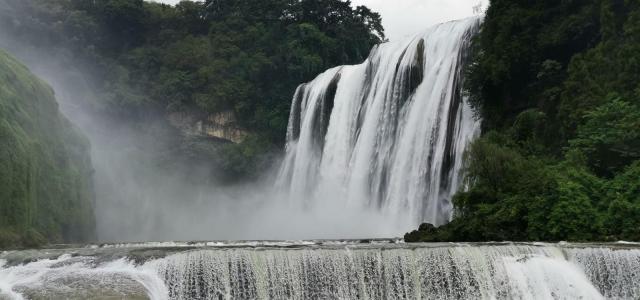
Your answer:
[1,242,639,299]
[277,17,482,228]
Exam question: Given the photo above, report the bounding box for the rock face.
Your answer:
[168,110,248,143]
[0,50,95,248]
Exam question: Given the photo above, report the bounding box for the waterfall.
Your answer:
[277,17,482,228]
[2,243,639,299]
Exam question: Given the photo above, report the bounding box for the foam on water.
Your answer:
[0,254,167,299]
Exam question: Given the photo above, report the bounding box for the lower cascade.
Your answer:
[1,243,639,299]
[277,17,482,228]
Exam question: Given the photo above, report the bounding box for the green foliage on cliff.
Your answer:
[0,50,95,249]
[0,0,383,180]
[0,0,383,144]
[407,0,640,242]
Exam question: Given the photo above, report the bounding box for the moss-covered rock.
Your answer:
[0,50,95,249]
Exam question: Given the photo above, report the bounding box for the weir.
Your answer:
[1,242,639,299]
[277,17,482,227]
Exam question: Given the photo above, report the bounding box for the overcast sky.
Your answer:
[148,0,488,41]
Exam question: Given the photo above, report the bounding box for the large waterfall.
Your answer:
[1,242,639,299]
[277,17,481,227]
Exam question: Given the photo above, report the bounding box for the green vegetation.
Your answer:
[4,0,634,243]
[0,0,383,175]
[0,50,95,249]
[406,0,640,242]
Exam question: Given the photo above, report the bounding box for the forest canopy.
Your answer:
[0,0,384,178]
[0,0,384,143]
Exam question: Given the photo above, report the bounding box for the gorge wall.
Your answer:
[168,110,248,144]
[0,50,95,248]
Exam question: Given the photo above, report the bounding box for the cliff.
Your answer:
[0,50,95,248]
[168,110,248,144]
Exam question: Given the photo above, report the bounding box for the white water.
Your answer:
[0,255,167,299]
[1,243,639,299]
[277,17,482,230]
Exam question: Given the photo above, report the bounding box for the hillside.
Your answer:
[0,50,95,248]
[407,0,640,242]
[0,0,384,179]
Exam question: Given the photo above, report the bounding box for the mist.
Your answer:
[0,0,476,242]
[0,24,406,242]
[0,33,405,242]
[0,36,403,242]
